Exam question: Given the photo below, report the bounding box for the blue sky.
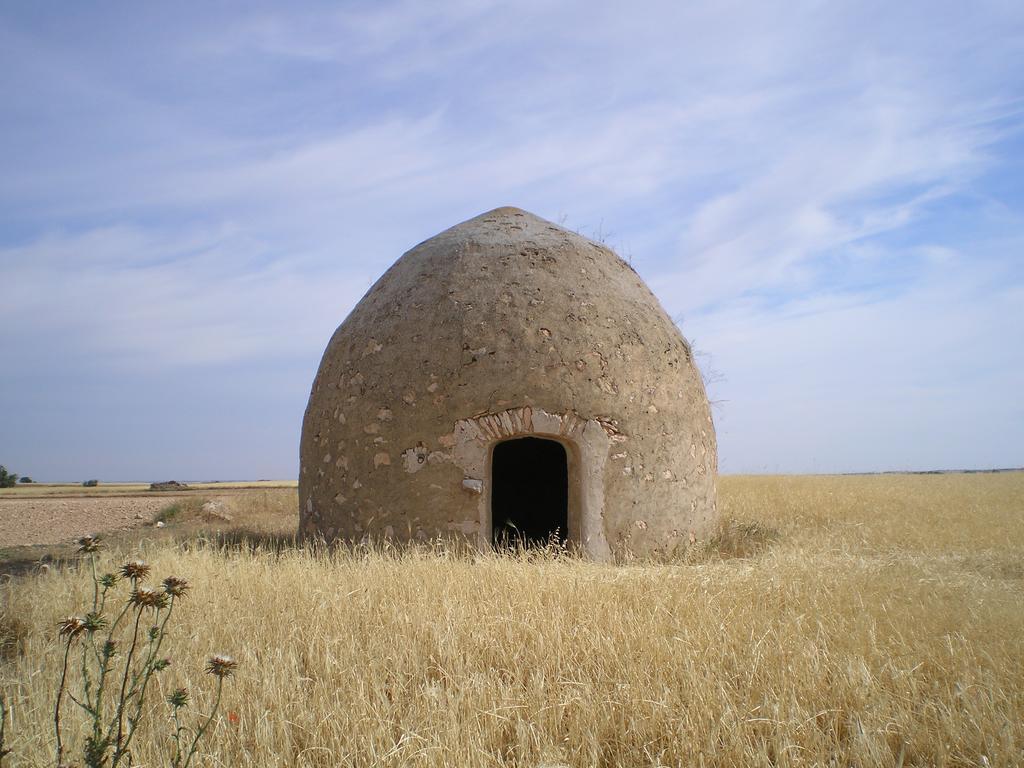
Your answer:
[1,1,1022,480]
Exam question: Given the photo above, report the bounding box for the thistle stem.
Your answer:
[171,707,185,767]
[120,598,176,758]
[54,639,73,765]
[90,553,99,613]
[1,695,10,767]
[110,607,144,766]
[181,677,223,768]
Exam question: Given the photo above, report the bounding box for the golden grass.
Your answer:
[2,474,1022,767]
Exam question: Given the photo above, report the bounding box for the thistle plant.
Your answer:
[169,655,237,768]
[49,536,236,768]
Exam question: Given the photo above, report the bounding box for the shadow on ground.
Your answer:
[186,527,301,555]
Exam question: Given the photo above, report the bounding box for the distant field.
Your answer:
[2,473,1022,767]
[0,479,297,498]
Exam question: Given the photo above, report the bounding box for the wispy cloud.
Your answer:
[1,0,1022,478]
[1,225,370,369]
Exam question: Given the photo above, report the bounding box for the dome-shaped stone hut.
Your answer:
[299,207,717,559]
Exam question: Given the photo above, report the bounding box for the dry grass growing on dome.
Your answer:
[2,473,1022,767]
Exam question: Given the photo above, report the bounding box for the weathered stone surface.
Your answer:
[201,500,233,522]
[299,207,718,559]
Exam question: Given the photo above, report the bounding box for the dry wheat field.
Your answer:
[1,473,1022,767]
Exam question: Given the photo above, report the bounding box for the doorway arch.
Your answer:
[452,406,612,559]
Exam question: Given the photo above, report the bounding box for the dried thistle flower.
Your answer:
[167,687,189,708]
[76,535,101,553]
[130,586,168,610]
[120,559,151,581]
[152,657,172,672]
[162,576,190,598]
[205,654,237,678]
[102,640,117,659]
[58,616,87,639]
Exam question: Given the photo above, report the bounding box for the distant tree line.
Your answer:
[0,467,105,486]
[1,466,37,486]
[0,468,104,486]
[0,465,22,487]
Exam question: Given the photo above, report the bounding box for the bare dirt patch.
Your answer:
[0,495,188,548]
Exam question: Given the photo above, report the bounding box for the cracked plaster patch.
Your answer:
[402,445,429,473]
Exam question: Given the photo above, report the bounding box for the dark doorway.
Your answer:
[491,437,569,548]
